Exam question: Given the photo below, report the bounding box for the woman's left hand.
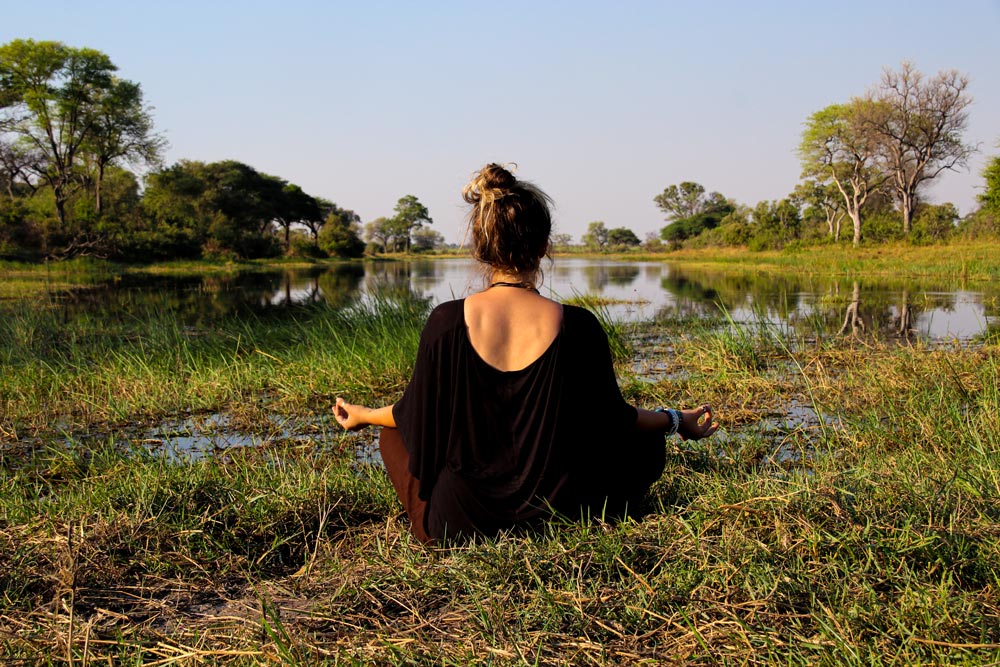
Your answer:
[678,404,719,441]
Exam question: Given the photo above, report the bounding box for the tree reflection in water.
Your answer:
[51,260,998,344]
[658,265,993,343]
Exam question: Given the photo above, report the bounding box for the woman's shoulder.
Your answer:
[422,299,466,339]
[561,303,602,330]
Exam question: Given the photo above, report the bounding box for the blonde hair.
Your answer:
[462,163,552,284]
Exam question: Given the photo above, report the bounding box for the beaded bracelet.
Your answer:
[655,407,682,436]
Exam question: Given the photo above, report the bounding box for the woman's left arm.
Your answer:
[333,398,397,431]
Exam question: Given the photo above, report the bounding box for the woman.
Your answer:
[335,163,717,543]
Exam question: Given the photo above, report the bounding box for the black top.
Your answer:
[392,299,638,540]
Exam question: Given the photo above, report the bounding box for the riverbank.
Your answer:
[658,241,1000,282]
[3,239,998,283]
[2,290,999,663]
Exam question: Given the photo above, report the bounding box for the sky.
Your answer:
[4,1,999,243]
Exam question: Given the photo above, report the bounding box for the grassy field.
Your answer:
[1,251,998,664]
[654,241,1000,283]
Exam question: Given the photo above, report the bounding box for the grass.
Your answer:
[661,240,1000,283]
[1,260,999,664]
[0,290,429,438]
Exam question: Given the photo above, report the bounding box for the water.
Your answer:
[37,258,1000,342]
[13,257,998,463]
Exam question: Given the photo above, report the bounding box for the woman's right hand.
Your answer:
[333,397,369,431]
[678,404,719,441]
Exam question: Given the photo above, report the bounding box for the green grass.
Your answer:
[662,240,1000,283]
[1,261,999,664]
[0,290,430,437]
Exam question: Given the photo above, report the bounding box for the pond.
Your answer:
[41,257,1000,343]
[9,256,997,463]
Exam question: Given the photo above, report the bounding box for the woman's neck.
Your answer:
[489,271,535,286]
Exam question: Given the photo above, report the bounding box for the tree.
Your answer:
[551,232,574,249]
[800,103,889,246]
[273,183,321,250]
[412,227,445,252]
[748,199,802,250]
[364,216,392,253]
[391,194,432,252]
[0,137,40,198]
[862,62,975,235]
[582,221,608,250]
[141,160,284,259]
[607,226,641,248]
[794,180,846,241]
[655,182,731,243]
[659,202,734,243]
[654,182,705,220]
[642,231,665,252]
[911,202,958,243]
[1,40,113,227]
[980,154,1000,218]
[84,78,165,215]
[318,210,364,258]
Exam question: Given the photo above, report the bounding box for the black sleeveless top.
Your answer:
[392,299,638,540]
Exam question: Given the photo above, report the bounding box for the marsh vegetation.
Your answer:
[1,251,998,665]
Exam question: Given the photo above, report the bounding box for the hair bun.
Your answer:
[463,163,517,205]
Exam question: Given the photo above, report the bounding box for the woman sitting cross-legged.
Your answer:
[334,163,718,543]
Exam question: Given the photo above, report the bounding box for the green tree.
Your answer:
[317,210,364,258]
[747,199,802,250]
[0,138,39,199]
[412,227,445,252]
[607,226,641,248]
[655,182,732,243]
[364,216,392,253]
[1,40,111,227]
[794,180,846,242]
[910,202,958,243]
[315,201,359,244]
[654,182,706,220]
[659,202,734,243]
[800,103,888,246]
[391,194,432,252]
[582,221,608,250]
[551,232,574,250]
[83,78,165,216]
[139,161,211,258]
[980,154,1000,218]
[141,160,284,259]
[273,183,321,250]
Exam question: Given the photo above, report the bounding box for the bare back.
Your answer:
[463,288,564,372]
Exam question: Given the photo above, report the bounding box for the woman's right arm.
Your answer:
[333,398,397,431]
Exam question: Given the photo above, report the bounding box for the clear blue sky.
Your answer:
[4,1,999,242]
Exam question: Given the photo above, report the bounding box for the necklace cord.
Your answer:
[488,281,538,293]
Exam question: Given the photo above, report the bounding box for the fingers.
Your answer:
[333,397,351,429]
[683,404,719,440]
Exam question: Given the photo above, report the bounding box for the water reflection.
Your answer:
[41,258,999,342]
[657,265,995,342]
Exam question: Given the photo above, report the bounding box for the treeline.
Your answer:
[650,62,999,251]
[0,39,443,263]
[4,42,998,262]
[558,62,999,254]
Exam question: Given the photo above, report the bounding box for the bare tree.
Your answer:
[862,62,975,235]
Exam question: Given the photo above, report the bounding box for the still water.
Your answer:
[60,257,999,343]
[28,257,997,460]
